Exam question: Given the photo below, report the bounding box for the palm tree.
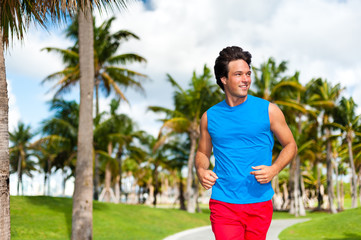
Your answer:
[0,38,10,238]
[251,59,306,215]
[331,140,347,211]
[141,134,168,207]
[283,74,341,215]
[34,99,79,195]
[71,5,96,239]
[330,96,361,208]
[276,72,309,216]
[72,3,132,239]
[94,105,122,203]
[307,78,342,213]
[42,16,147,116]
[303,159,327,207]
[44,15,146,204]
[149,65,223,213]
[353,134,361,206]
[108,101,145,202]
[337,162,348,210]
[312,137,327,210]
[9,122,36,195]
[0,1,131,239]
[0,2,50,237]
[162,138,189,210]
[94,99,144,202]
[250,57,304,103]
[33,136,61,195]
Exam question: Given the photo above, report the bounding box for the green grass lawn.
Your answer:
[279,207,361,240]
[11,196,360,240]
[11,196,210,240]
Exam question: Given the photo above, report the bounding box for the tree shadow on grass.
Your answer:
[25,196,73,238]
[325,233,361,240]
[23,196,112,239]
[93,200,111,212]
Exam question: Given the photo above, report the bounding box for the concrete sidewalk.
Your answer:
[163,218,310,240]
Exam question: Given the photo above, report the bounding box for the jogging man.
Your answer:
[195,46,297,240]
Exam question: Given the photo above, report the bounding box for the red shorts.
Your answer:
[209,199,273,240]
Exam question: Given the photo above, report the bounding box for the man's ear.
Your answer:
[221,76,227,85]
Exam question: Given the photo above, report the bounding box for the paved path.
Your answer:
[163,218,310,240]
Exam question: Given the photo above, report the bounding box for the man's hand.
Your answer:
[250,165,278,184]
[197,169,218,190]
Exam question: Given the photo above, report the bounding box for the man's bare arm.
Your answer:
[250,103,297,184]
[195,112,218,189]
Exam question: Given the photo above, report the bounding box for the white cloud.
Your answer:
[8,80,21,132]
[108,0,361,115]
[6,0,361,196]
[6,0,361,136]
[97,96,163,137]
[5,26,72,81]
[119,100,163,137]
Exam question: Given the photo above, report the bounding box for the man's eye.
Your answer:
[246,72,251,76]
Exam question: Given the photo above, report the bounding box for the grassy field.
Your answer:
[11,196,210,240]
[279,207,361,240]
[10,196,360,240]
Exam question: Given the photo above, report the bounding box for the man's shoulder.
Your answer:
[207,100,225,112]
[248,95,270,104]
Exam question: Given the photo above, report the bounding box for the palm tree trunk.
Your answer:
[152,163,159,207]
[272,175,282,210]
[293,156,300,216]
[186,132,197,213]
[114,175,120,203]
[282,182,289,210]
[340,178,344,210]
[0,30,10,239]
[179,175,186,210]
[47,158,51,196]
[102,162,112,202]
[62,169,67,196]
[44,174,47,195]
[296,114,305,215]
[299,173,306,215]
[72,5,94,240]
[195,177,201,213]
[17,155,22,195]
[93,76,100,202]
[334,160,341,211]
[100,142,115,203]
[358,173,361,207]
[347,136,357,208]
[316,163,323,210]
[326,141,337,214]
[286,95,301,212]
[117,150,123,195]
[93,153,100,200]
[326,129,337,213]
[288,153,296,213]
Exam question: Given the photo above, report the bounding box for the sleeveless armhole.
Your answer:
[267,102,272,131]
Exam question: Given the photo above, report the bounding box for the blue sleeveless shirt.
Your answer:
[207,95,274,204]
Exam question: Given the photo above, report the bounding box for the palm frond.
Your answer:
[107,53,146,65]
[162,117,190,133]
[166,74,185,93]
[273,100,306,113]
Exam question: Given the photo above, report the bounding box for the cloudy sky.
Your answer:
[5,0,361,195]
[6,0,361,137]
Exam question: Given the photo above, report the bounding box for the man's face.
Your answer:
[221,59,251,98]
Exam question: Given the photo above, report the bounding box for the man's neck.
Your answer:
[225,94,248,107]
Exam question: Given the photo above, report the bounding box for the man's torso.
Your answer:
[207,95,275,204]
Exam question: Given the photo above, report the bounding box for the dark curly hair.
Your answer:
[214,46,252,91]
